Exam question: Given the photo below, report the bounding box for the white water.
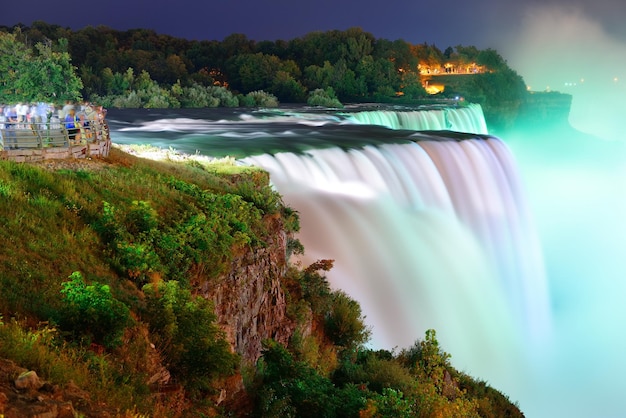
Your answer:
[343,103,489,134]
[108,104,563,415]
[243,133,550,403]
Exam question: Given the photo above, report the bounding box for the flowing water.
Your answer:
[108,103,626,417]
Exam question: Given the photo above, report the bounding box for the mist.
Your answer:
[490,5,626,417]
[499,5,626,142]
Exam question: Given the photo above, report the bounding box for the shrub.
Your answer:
[325,291,371,350]
[208,85,240,107]
[55,271,131,348]
[299,259,334,316]
[361,388,414,418]
[94,190,265,283]
[142,280,238,392]
[307,87,344,108]
[112,91,142,108]
[241,90,279,107]
[255,340,364,418]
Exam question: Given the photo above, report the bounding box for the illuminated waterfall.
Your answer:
[107,104,551,405]
[343,103,489,134]
[241,106,549,397]
[244,135,549,352]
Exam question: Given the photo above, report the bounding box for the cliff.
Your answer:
[194,211,296,364]
[0,147,525,418]
[516,91,573,129]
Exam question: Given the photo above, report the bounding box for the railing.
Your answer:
[0,118,110,150]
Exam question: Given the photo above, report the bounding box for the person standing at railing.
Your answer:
[4,105,18,149]
[16,102,28,128]
[64,106,81,143]
[95,105,108,140]
[83,103,98,141]
[0,105,5,146]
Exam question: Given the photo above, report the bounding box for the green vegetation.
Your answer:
[0,149,524,416]
[0,31,83,103]
[142,280,238,394]
[56,271,131,348]
[0,22,531,130]
[308,87,344,108]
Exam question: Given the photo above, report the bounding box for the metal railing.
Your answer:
[0,118,110,150]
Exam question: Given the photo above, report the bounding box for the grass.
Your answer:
[0,148,278,319]
[0,147,286,415]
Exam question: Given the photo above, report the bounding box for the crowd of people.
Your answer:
[0,101,109,149]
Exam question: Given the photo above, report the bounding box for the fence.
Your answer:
[0,118,112,162]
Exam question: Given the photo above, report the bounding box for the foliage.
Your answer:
[179,84,240,107]
[325,291,371,350]
[361,388,414,418]
[299,259,334,316]
[307,87,344,108]
[142,280,238,392]
[93,180,266,283]
[2,23,529,119]
[0,140,524,416]
[240,90,280,107]
[254,339,367,418]
[0,318,152,414]
[55,271,131,348]
[0,32,82,102]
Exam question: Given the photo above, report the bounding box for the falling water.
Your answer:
[107,103,551,414]
[242,133,549,398]
[342,103,489,134]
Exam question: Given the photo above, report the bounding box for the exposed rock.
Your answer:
[63,380,91,406]
[0,391,8,410]
[15,370,43,391]
[147,368,171,387]
[196,214,297,365]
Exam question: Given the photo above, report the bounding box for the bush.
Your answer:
[325,291,371,349]
[240,90,279,107]
[208,85,240,107]
[307,87,343,108]
[361,388,414,418]
[142,280,238,392]
[55,271,131,348]
[93,189,266,283]
[255,340,365,418]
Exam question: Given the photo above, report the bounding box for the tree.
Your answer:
[0,32,29,101]
[271,70,307,103]
[0,33,82,103]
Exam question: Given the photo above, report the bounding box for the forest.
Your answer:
[0,21,528,124]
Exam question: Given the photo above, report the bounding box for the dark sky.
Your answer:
[2,0,625,49]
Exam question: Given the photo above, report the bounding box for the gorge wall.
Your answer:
[194,213,298,365]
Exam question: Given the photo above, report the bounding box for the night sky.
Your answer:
[2,0,625,49]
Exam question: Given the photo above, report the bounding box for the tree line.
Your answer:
[0,21,527,113]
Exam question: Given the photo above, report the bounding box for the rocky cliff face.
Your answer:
[516,91,573,128]
[194,213,297,365]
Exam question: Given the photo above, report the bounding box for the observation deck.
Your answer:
[0,119,111,162]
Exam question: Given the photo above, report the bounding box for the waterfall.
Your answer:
[239,106,549,399]
[342,103,489,134]
[242,135,549,396]
[107,104,550,404]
